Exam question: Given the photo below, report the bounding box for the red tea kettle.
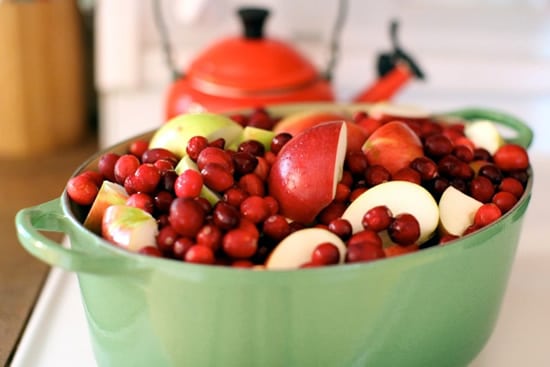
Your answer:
[161,5,424,119]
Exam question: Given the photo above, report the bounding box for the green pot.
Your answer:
[16,104,533,367]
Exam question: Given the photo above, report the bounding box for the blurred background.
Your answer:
[1,0,549,365]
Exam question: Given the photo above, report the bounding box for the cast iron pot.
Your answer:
[16,104,533,367]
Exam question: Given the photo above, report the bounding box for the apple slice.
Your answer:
[174,155,221,205]
[464,119,504,155]
[102,204,158,252]
[265,228,346,270]
[268,121,347,224]
[342,181,439,245]
[83,181,129,234]
[149,112,243,157]
[361,120,424,176]
[438,185,483,236]
[368,102,430,120]
[227,126,276,152]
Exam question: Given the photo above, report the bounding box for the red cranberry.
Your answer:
[388,213,420,245]
[263,196,279,215]
[317,202,346,225]
[347,229,383,248]
[345,151,369,176]
[238,173,265,197]
[196,224,223,252]
[223,228,258,259]
[153,159,175,174]
[262,214,291,241]
[392,167,421,184]
[270,133,293,154]
[79,170,103,187]
[410,156,438,181]
[365,165,391,186]
[492,191,518,213]
[223,187,248,207]
[208,138,226,149]
[334,183,351,202]
[174,169,203,198]
[114,154,140,184]
[474,203,502,227]
[129,139,149,157]
[156,225,179,255]
[184,245,215,265]
[499,177,524,198]
[238,140,265,157]
[473,148,492,162]
[232,151,258,175]
[132,164,161,193]
[311,242,340,265]
[98,152,120,182]
[126,193,154,213]
[186,136,209,161]
[253,156,270,181]
[469,176,495,203]
[212,202,240,230]
[327,218,352,240]
[453,145,474,162]
[138,246,163,257]
[154,190,174,213]
[173,237,194,259]
[67,174,98,205]
[197,147,234,173]
[160,170,178,192]
[201,163,234,192]
[478,164,502,184]
[240,196,270,224]
[169,198,205,237]
[141,148,178,165]
[345,242,385,263]
[232,260,255,268]
[362,205,393,232]
[493,144,529,171]
[424,134,453,158]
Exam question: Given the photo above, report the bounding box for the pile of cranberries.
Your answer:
[66,107,531,269]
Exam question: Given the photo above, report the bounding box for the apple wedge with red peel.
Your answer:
[265,228,346,270]
[268,121,347,224]
[149,112,243,158]
[361,120,423,176]
[102,204,158,252]
[438,186,483,236]
[342,181,439,245]
[84,181,129,234]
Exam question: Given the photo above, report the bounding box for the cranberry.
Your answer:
[253,156,271,181]
[208,138,226,149]
[154,159,175,174]
[453,145,474,162]
[197,147,234,173]
[493,144,529,171]
[474,203,502,227]
[126,193,154,213]
[388,213,420,245]
[66,174,98,205]
[114,154,140,184]
[270,133,293,154]
[132,164,161,193]
[173,237,194,259]
[424,134,453,158]
[160,170,178,192]
[347,229,383,248]
[392,167,422,184]
[499,177,524,198]
[201,163,234,192]
[317,202,346,225]
[263,196,279,215]
[229,114,248,127]
[469,176,495,203]
[139,246,163,257]
[98,153,120,182]
[365,165,391,186]
[238,173,265,197]
[186,136,209,161]
[345,242,385,263]
[478,164,502,184]
[129,139,149,157]
[311,242,340,265]
[240,196,270,224]
[141,148,178,165]
[194,197,212,214]
[169,198,205,237]
[362,205,393,232]
[232,151,258,175]
[410,156,438,181]
[184,245,215,265]
[345,151,369,176]
[492,191,518,213]
[238,140,265,157]
[223,187,248,207]
[80,170,103,187]
[196,224,223,252]
[334,183,351,202]
[212,202,240,230]
[508,170,529,186]
[154,190,174,213]
[262,214,291,241]
[156,225,179,255]
[232,260,255,268]
[174,169,203,198]
[223,228,258,259]
[473,148,492,162]
[430,177,450,199]
[349,187,367,202]
[327,218,352,240]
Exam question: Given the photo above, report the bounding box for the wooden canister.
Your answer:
[0,0,87,157]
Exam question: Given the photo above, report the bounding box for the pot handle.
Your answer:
[443,108,533,149]
[15,198,141,275]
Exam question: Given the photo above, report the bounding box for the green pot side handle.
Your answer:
[441,108,534,149]
[15,198,140,276]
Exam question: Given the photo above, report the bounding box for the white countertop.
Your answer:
[10,154,550,366]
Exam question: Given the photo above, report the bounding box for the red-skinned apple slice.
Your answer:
[84,181,129,233]
[265,228,346,270]
[342,181,439,245]
[102,204,158,252]
[361,120,423,176]
[268,121,347,224]
[438,185,483,236]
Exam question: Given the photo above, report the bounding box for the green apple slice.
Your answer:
[174,155,221,205]
[227,126,276,151]
[149,112,243,157]
[265,228,347,270]
[464,119,504,155]
[84,181,129,234]
[342,181,439,245]
[438,186,483,236]
[102,204,158,252]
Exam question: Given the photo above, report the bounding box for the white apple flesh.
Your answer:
[368,102,430,120]
[84,181,129,234]
[265,228,347,270]
[149,112,243,157]
[102,204,159,252]
[268,121,347,224]
[342,181,439,245]
[464,119,504,155]
[438,185,483,236]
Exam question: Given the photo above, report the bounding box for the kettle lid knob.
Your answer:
[237,7,270,39]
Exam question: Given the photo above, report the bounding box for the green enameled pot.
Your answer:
[16,103,533,367]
